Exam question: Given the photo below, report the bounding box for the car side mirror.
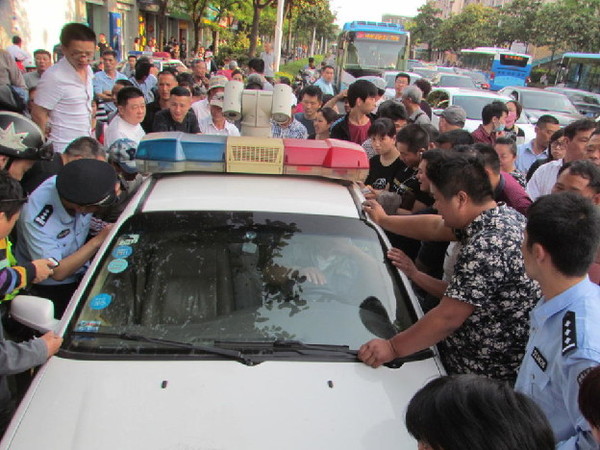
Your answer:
[10,295,60,334]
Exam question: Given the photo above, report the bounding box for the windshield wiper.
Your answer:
[70,331,256,366]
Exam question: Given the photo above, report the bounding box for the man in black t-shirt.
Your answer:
[152,86,200,133]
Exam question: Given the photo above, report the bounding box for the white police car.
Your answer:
[2,133,445,449]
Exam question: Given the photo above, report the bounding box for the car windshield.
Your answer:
[439,75,477,89]
[64,211,417,356]
[413,68,438,79]
[520,91,578,114]
[452,95,501,119]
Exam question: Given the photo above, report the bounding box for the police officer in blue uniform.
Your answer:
[516,192,600,449]
[15,158,117,318]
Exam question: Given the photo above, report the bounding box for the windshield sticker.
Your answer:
[112,245,133,259]
[107,258,128,274]
[90,293,113,310]
[117,234,139,246]
[75,320,101,332]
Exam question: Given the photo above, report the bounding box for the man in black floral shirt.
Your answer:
[359,152,539,384]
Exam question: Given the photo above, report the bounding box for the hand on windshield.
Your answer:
[362,199,387,224]
[387,248,418,279]
[358,338,396,368]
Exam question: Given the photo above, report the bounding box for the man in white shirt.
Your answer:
[260,42,275,82]
[527,119,597,200]
[192,75,227,124]
[198,92,240,136]
[104,86,146,147]
[6,36,31,71]
[31,23,96,153]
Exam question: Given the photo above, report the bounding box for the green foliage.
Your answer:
[409,3,442,47]
[495,0,541,46]
[434,4,499,52]
[280,55,323,76]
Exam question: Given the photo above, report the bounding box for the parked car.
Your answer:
[1,134,445,450]
[498,86,584,126]
[544,87,600,119]
[435,74,478,89]
[382,71,423,99]
[427,87,535,143]
[456,69,490,90]
[411,67,440,82]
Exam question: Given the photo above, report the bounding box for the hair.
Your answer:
[322,65,334,72]
[405,375,555,450]
[527,192,600,276]
[377,100,408,122]
[579,366,600,430]
[402,85,422,104]
[506,100,523,119]
[563,118,598,140]
[495,136,518,156]
[64,136,106,159]
[33,49,51,59]
[467,143,501,174]
[318,107,338,125]
[128,54,137,60]
[347,79,378,108]
[278,76,291,86]
[436,129,474,147]
[368,118,396,139]
[60,23,96,47]
[422,148,446,166]
[175,72,193,85]
[535,114,559,128]
[557,160,600,194]
[426,152,493,203]
[0,170,25,220]
[231,69,243,79]
[421,123,440,144]
[547,128,566,161]
[134,59,153,81]
[481,101,508,125]
[12,36,22,45]
[248,58,265,74]
[396,124,429,153]
[114,79,133,89]
[300,85,323,102]
[395,72,410,83]
[116,86,144,107]
[170,86,191,97]
[101,50,118,59]
[593,128,600,138]
[414,78,432,97]
[308,57,315,63]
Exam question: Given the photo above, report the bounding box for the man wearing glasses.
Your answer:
[31,23,96,153]
[15,159,118,318]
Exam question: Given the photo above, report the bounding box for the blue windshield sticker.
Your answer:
[112,245,133,259]
[90,293,112,310]
[107,258,128,274]
[75,320,101,332]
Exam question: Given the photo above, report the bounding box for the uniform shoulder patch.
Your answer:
[34,205,53,227]
[531,347,547,371]
[562,310,577,355]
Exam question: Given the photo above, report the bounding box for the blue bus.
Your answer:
[561,52,600,94]
[335,21,410,92]
[460,47,532,91]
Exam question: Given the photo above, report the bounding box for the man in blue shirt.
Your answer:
[516,114,560,174]
[515,192,600,449]
[313,65,335,96]
[93,50,127,103]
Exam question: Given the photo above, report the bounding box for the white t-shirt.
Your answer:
[191,99,210,124]
[34,57,93,153]
[104,114,145,147]
[198,117,240,136]
[526,159,562,201]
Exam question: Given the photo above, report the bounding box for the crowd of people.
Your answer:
[0,21,599,448]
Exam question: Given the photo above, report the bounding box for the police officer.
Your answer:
[15,159,117,318]
[0,111,54,181]
[516,192,600,449]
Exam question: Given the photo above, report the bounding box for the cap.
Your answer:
[204,51,213,58]
[107,138,138,174]
[0,111,53,160]
[440,105,467,125]
[209,92,224,108]
[56,159,117,207]
[356,76,386,96]
[208,75,228,92]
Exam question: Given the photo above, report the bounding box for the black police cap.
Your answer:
[56,159,117,206]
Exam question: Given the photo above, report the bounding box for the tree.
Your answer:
[495,0,542,48]
[533,1,572,65]
[172,0,211,56]
[434,4,498,52]
[248,0,278,57]
[408,3,442,62]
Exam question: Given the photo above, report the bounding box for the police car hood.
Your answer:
[3,357,441,449]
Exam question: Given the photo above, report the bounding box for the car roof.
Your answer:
[140,174,361,218]
[502,86,561,94]
[431,87,510,99]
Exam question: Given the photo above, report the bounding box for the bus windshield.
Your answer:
[346,37,407,69]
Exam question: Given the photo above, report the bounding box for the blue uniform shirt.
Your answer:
[92,70,128,96]
[515,278,600,450]
[15,176,92,286]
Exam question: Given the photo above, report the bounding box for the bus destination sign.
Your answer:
[356,32,401,42]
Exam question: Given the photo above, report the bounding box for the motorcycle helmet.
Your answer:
[0,111,53,160]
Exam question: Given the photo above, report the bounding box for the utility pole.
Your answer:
[274,0,285,72]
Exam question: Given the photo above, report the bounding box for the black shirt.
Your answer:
[391,166,434,210]
[365,156,406,191]
[294,113,315,136]
[142,100,162,133]
[20,153,64,194]
[152,109,200,134]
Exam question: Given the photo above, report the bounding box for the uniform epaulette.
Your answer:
[562,310,577,355]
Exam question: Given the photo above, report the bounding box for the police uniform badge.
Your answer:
[34,205,53,227]
[562,310,577,355]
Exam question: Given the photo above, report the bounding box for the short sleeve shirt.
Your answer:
[93,70,128,95]
[365,156,406,190]
[104,114,146,147]
[348,121,370,145]
[34,57,93,153]
[271,118,308,139]
[442,204,540,382]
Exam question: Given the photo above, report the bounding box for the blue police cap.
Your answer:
[56,159,117,206]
